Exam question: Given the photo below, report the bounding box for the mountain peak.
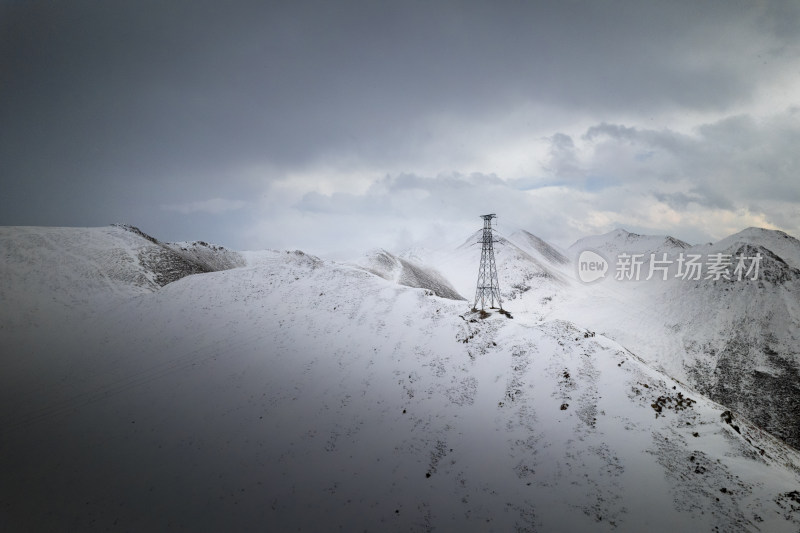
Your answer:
[712,227,800,270]
[568,228,690,258]
[727,226,794,241]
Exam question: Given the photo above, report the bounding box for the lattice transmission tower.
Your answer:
[473,214,503,311]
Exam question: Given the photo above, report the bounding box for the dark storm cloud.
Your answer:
[1,1,799,246]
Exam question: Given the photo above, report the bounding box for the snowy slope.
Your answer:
[408,224,800,452]
[509,229,570,267]
[2,229,800,531]
[354,248,465,300]
[549,226,800,451]
[0,224,242,322]
[0,225,196,329]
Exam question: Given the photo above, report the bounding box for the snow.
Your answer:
[711,227,800,269]
[2,225,800,531]
[567,228,691,262]
[352,248,465,300]
[545,226,800,450]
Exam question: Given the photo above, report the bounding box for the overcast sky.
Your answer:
[2,1,799,254]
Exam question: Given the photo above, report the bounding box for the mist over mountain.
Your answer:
[2,223,800,531]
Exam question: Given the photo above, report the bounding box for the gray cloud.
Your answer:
[261,107,800,254]
[1,1,799,249]
[161,198,247,215]
[578,115,800,206]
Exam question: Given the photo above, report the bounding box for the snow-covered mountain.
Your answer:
[551,226,800,451]
[568,228,690,260]
[2,225,800,531]
[712,227,800,270]
[0,224,241,332]
[654,229,800,448]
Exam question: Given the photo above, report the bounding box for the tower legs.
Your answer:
[473,214,502,311]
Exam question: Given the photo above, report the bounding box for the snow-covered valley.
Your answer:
[2,224,800,531]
